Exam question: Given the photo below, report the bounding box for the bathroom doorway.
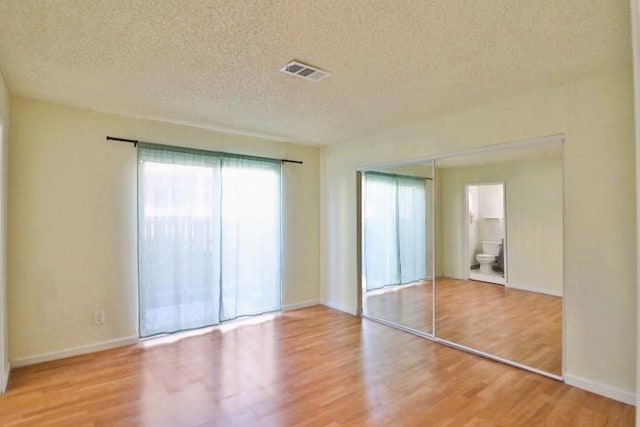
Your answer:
[466,183,506,285]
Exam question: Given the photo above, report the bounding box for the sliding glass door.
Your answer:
[138,145,281,337]
[219,156,281,321]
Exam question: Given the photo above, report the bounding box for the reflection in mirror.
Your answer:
[435,139,563,376]
[361,162,434,335]
[467,183,505,285]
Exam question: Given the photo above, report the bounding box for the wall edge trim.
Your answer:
[321,300,358,316]
[282,299,321,311]
[564,373,636,405]
[1,361,9,394]
[11,336,139,368]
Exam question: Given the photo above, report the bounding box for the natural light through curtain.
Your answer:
[220,156,281,321]
[363,172,427,291]
[138,145,281,337]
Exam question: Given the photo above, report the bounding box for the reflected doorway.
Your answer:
[466,183,506,285]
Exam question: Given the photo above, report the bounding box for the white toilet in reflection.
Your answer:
[475,241,501,274]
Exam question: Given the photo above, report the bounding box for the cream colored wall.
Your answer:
[438,159,563,295]
[8,97,320,362]
[0,73,9,392]
[321,70,636,396]
[383,164,434,179]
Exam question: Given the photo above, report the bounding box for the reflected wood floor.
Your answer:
[364,281,434,333]
[1,306,630,426]
[365,278,562,375]
[437,278,562,375]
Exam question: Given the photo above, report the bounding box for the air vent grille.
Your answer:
[280,60,331,82]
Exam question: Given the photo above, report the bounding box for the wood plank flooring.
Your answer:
[365,278,562,375]
[0,306,631,426]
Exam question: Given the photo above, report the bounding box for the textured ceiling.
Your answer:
[0,1,631,145]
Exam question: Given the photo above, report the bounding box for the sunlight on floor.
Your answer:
[141,312,280,348]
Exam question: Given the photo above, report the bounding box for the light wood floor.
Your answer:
[365,278,562,375]
[1,306,630,426]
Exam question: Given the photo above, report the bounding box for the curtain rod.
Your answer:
[365,170,433,181]
[106,136,303,164]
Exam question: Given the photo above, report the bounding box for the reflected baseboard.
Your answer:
[365,280,433,296]
[469,272,506,285]
[506,283,563,298]
[361,314,435,341]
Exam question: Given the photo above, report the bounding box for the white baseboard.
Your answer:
[507,283,563,297]
[321,300,358,316]
[564,373,636,405]
[11,336,139,368]
[282,299,320,311]
[1,360,9,394]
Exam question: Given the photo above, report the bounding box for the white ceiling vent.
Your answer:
[280,60,331,82]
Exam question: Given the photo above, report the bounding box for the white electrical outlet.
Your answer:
[94,310,105,325]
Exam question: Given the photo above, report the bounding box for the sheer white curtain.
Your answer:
[397,176,427,283]
[220,156,281,321]
[363,172,427,291]
[363,173,400,290]
[138,146,281,337]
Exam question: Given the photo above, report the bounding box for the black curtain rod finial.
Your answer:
[106,136,138,144]
[106,136,139,147]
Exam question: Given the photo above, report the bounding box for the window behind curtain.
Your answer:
[220,155,281,321]
[138,145,281,337]
[363,172,427,291]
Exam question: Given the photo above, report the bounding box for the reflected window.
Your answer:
[362,172,427,290]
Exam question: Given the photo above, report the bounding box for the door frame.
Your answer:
[464,182,507,285]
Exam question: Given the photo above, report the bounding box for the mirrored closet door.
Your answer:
[360,162,435,336]
[434,139,563,376]
[359,137,564,378]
